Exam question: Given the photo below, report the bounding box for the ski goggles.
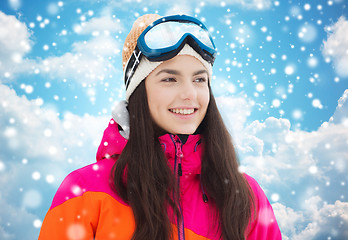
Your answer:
[124,15,217,89]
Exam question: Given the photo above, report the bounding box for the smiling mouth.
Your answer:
[169,108,196,115]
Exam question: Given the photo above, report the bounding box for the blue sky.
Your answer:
[0,0,347,239]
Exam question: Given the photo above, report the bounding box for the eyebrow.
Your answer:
[193,69,209,76]
[156,69,180,76]
[155,69,208,76]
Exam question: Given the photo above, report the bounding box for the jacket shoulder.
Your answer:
[243,173,264,196]
[39,159,134,240]
[50,158,125,210]
[243,173,282,239]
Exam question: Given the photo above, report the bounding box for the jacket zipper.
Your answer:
[170,135,185,240]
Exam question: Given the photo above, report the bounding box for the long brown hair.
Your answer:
[112,80,254,239]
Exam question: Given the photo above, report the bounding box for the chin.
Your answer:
[170,127,197,135]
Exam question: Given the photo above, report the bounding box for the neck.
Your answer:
[154,125,203,145]
[176,134,189,144]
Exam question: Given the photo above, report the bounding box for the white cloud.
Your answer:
[0,194,40,240]
[220,89,348,185]
[72,35,120,56]
[164,3,192,16]
[0,11,33,76]
[204,91,348,238]
[209,88,348,189]
[322,16,348,78]
[216,92,348,239]
[190,0,273,10]
[216,95,252,134]
[73,15,123,35]
[0,84,109,166]
[0,83,110,238]
[214,90,348,238]
[209,0,272,10]
[216,96,311,183]
[274,197,348,239]
[329,89,348,126]
[106,0,272,12]
[0,11,123,84]
[272,202,305,239]
[38,35,121,84]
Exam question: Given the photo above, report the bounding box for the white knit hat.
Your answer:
[122,14,213,102]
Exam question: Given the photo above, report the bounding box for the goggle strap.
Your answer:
[125,47,142,89]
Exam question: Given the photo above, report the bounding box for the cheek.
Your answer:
[200,88,210,110]
[146,87,166,118]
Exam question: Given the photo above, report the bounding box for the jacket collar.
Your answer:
[158,133,202,176]
[96,119,203,176]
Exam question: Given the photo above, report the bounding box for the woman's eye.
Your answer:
[162,78,176,82]
[194,77,207,83]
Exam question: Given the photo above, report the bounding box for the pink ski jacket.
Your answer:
[39,119,282,239]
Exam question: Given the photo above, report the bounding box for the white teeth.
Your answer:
[170,108,195,115]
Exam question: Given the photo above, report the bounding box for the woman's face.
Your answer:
[145,55,210,135]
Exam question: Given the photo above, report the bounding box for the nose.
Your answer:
[179,79,197,100]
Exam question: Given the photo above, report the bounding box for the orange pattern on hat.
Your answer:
[122,14,162,71]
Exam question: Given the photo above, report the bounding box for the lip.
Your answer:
[169,106,198,109]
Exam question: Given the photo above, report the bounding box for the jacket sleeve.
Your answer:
[38,170,98,240]
[244,174,282,240]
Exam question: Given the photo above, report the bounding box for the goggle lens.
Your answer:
[144,21,214,50]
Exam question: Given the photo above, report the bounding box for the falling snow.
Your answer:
[271,193,280,202]
[67,224,86,239]
[32,171,41,181]
[0,1,347,239]
[46,174,55,183]
[33,219,42,228]
[285,66,295,75]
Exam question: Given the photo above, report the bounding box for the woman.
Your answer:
[39,14,281,240]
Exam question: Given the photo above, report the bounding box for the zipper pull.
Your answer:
[175,141,184,158]
[178,163,182,176]
[174,136,183,177]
